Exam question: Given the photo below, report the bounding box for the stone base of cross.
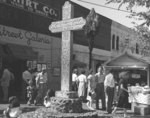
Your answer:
[48,1,86,113]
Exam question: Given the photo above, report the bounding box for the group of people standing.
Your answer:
[22,67,48,105]
[72,66,130,117]
[0,65,48,106]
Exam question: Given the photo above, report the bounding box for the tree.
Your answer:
[106,0,150,26]
[84,8,100,69]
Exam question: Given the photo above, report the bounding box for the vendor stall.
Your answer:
[104,52,150,115]
[104,51,150,86]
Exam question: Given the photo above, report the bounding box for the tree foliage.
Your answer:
[106,0,150,48]
[84,8,99,37]
[83,8,100,69]
[106,0,150,26]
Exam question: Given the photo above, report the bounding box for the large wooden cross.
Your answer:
[49,1,86,91]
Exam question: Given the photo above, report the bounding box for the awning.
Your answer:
[6,44,38,60]
[72,60,87,68]
[104,52,149,69]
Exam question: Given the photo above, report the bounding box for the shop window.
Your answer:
[27,61,37,70]
[136,43,139,54]
[112,34,115,50]
[37,63,47,72]
[116,36,119,50]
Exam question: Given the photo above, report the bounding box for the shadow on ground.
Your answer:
[21,107,38,113]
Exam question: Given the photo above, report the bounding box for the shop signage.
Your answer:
[0,0,60,20]
[49,17,86,33]
[0,25,51,49]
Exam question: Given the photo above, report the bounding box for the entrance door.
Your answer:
[9,59,26,99]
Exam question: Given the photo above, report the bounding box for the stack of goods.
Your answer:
[128,85,150,105]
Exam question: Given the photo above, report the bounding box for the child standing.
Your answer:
[86,90,96,110]
[27,80,35,105]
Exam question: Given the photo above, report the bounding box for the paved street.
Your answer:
[0,103,150,118]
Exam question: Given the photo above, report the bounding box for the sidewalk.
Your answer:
[0,103,149,118]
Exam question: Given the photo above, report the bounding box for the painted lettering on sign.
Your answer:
[25,31,50,45]
[0,25,50,46]
[0,26,23,39]
[49,17,86,33]
[0,0,60,20]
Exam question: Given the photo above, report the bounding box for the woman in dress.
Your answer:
[112,71,129,118]
[77,69,87,100]
[86,69,96,110]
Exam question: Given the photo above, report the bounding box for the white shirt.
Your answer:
[36,72,47,84]
[72,73,77,82]
[104,73,115,88]
[77,74,87,83]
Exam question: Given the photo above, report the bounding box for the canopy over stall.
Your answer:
[104,52,150,86]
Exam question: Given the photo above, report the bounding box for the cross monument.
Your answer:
[49,1,86,96]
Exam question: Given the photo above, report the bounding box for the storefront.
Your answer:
[0,24,56,98]
[0,0,113,96]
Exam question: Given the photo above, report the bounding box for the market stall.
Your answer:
[104,52,150,115]
[104,51,150,86]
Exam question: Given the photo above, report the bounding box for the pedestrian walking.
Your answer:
[26,79,36,105]
[86,69,96,110]
[104,69,115,113]
[95,66,106,110]
[31,68,38,102]
[0,66,14,102]
[77,69,87,100]
[112,71,130,118]
[22,67,32,101]
[34,68,48,105]
[72,68,78,91]
[8,68,15,97]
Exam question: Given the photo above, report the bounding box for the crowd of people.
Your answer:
[1,65,131,118]
[22,67,50,106]
[72,66,130,117]
[0,65,51,106]
[1,66,56,118]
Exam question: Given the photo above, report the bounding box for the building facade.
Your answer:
[0,0,142,94]
[0,0,65,97]
[110,21,150,62]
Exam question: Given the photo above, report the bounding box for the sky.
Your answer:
[70,0,146,28]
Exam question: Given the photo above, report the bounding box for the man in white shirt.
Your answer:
[72,68,78,91]
[34,68,48,105]
[104,69,115,113]
[22,67,32,101]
